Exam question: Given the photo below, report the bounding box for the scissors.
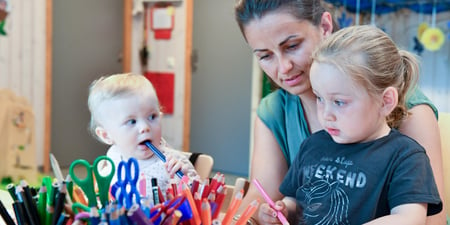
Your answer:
[69,155,115,209]
[114,157,141,209]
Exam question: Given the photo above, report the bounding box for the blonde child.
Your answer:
[258,25,442,225]
[87,73,198,201]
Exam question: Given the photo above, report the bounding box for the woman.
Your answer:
[233,0,446,224]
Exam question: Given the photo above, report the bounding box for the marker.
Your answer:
[13,201,28,225]
[151,178,160,205]
[252,179,290,225]
[139,173,146,197]
[52,182,67,225]
[6,183,17,201]
[37,186,47,225]
[17,183,40,225]
[143,141,184,178]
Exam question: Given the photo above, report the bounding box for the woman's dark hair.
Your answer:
[234,0,339,39]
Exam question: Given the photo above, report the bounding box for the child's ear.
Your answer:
[381,87,398,116]
[95,127,113,145]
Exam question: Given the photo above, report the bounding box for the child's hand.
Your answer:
[258,201,288,225]
[165,155,183,178]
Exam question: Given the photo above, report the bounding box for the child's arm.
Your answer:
[363,203,427,225]
[257,196,297,225]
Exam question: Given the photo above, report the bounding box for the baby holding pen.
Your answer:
[87,73,198,202]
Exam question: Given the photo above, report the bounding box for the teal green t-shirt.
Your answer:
[257,87,438,167]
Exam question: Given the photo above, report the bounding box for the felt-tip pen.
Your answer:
[144,141,184,178]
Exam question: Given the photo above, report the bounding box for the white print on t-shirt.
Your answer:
[300,179,350,225]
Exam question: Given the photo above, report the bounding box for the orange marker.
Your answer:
[221,190,243,225]
[235,199,260,225]
[201,199,212,225]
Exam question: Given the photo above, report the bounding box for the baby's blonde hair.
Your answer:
[312,25,419,128]
[87,73,158,139]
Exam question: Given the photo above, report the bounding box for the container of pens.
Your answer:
[0,157,260,225]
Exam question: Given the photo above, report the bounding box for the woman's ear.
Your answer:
[381,87,398,116]
[320,12,334,37]
[95,126,113,145]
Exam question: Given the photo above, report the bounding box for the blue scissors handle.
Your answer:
[117,157,139,184]
[116,158,141,208]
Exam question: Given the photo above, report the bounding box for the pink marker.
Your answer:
[252,179,290,225]
[139,173,147,197]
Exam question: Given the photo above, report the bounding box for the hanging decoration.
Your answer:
[0,0,9,36]
[139,2,150,73]
[419,0,445,51]
[355,0,361,25]
[338,0,352,28]
[413,36,424,55]
[413,2,426,56]
[447,21,450,40]
[370,0,376,26]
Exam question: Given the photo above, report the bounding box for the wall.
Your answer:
[345,10,450,112]
[1,1,449,169]
[130,1,187,150]
[0,0,47,166]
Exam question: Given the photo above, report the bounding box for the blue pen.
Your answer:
[144,141,184,178]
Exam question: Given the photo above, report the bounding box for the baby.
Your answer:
[87,73,198,201]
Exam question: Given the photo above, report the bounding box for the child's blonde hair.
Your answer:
[87,73,158,140]
[312,25,419,128]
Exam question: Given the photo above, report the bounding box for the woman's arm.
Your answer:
[364,203,427,225]
[398,104,446,224]
[236,116,289,224]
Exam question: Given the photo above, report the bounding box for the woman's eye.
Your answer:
[287,43,298,50]
[259,54,270,61]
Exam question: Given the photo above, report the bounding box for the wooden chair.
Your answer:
[221,177,250,213]
[183,152,214,180]
[438,112,450,217]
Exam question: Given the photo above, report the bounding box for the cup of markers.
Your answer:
[0,158,261,225]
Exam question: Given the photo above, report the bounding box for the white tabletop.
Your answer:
[0,190,14,225]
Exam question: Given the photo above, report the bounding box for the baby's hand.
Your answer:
[165,155,183,178]
[258,201,288,225]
